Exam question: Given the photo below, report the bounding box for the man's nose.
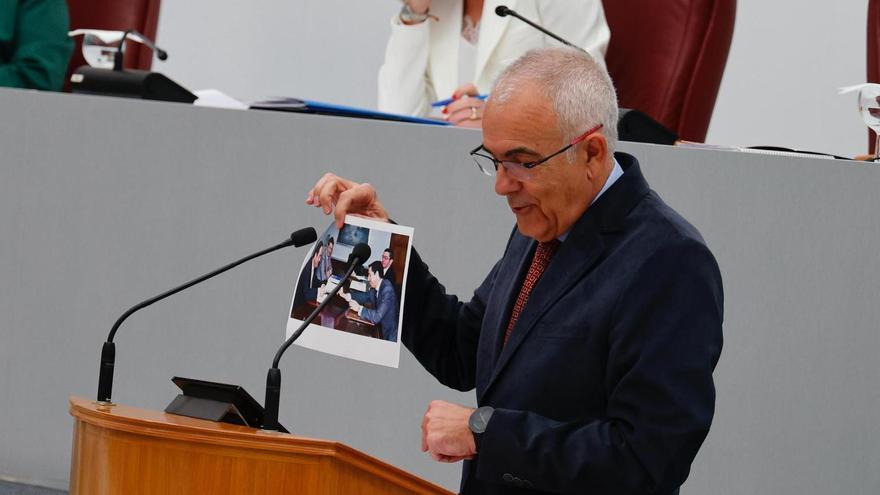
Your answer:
[494,165,522,196]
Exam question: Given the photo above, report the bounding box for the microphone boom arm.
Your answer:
[496,5,586,52]
[96,227,317,403]
[263,243,371,431]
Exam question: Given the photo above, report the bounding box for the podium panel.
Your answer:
[69,397,454,495]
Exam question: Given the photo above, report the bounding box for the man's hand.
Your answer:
[306,173,390,229]
[348,300,362,313]
[421,400,477,463]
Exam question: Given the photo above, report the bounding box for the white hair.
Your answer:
[490,47,619,160]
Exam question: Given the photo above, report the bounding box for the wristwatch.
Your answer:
[399,3,431,24]
[468,406,495,436]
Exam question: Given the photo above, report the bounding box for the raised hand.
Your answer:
[306,173,390,229]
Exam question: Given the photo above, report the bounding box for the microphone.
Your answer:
[113,29,169,71]
[262,243,372,431]
[495,5,585,52]
[96,227,318,403]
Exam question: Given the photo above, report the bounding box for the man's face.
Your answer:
[327,242,334,256]
[367,267,380,288]
[312,246,323,267]
[482,84,609,242]
[381,251,392,269]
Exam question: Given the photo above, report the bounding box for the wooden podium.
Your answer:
[69,397,454,495]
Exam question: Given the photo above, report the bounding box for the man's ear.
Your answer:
[582,134,608,180]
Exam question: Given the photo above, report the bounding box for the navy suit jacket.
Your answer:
[361,279,399,342]
[402,153,723,495]
[292,263,321,310]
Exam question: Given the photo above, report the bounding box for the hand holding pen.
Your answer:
[436,83,488,128]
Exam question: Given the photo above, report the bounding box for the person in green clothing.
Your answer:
[0,0,73,91]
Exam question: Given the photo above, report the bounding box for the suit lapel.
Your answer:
[483,218,605,398]
[475,0,517,84]
[483,236,534,371]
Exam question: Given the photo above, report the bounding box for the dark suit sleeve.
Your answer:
[360,284,394,324]
[293,267,318,309]
[475,240,724,494]
[401,247,499,392]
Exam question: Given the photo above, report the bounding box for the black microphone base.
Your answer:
[97,341,116,403]
[262,367,282,431]
[70,66,197,104]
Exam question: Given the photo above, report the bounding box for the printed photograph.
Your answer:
[287,215,413,368]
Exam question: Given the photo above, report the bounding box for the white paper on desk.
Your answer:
[286,215,414,368]
[193,89,248,110]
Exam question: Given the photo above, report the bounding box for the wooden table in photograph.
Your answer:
[291,297,380,339]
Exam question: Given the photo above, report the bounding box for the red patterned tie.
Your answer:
[504,240,561,345]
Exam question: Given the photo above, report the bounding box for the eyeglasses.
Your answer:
[469,123,604,181]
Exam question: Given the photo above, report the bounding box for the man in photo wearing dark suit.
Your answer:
[348,260,399,342]
[292,241,324,310]
[317,236,334,282]
[306,47,723,495]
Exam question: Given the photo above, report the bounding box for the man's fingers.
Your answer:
[307,173,360,215]
[307,174,340,212]
[306,173,336,205]
[334,183,379,228]
[420,415,429,452]
[334,186,361,227]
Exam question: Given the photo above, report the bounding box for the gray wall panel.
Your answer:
[0,88,878,493]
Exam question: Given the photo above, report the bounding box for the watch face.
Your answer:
[469,406,493,434]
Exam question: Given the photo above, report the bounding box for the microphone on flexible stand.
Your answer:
[112,30,168,71]
[262,243,372,431]
[69,28,194,103]
[495,5,585,52]
[96,227,318,404]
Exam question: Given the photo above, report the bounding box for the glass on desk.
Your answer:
[858,83,880,161]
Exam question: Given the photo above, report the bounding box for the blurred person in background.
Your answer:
[378,0,609,127]
[0,0,73,91]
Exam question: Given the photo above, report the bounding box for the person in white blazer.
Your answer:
[378,0,610,126]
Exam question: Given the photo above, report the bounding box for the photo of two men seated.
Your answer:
[290,223,405,343]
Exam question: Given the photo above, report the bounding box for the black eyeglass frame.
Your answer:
[469,123,604,175]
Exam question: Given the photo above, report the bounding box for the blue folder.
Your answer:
[250,98,450,126]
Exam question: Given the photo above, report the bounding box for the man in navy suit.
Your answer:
[306,47,723,495]
[348,261,399,342]
[292,241,324,310]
